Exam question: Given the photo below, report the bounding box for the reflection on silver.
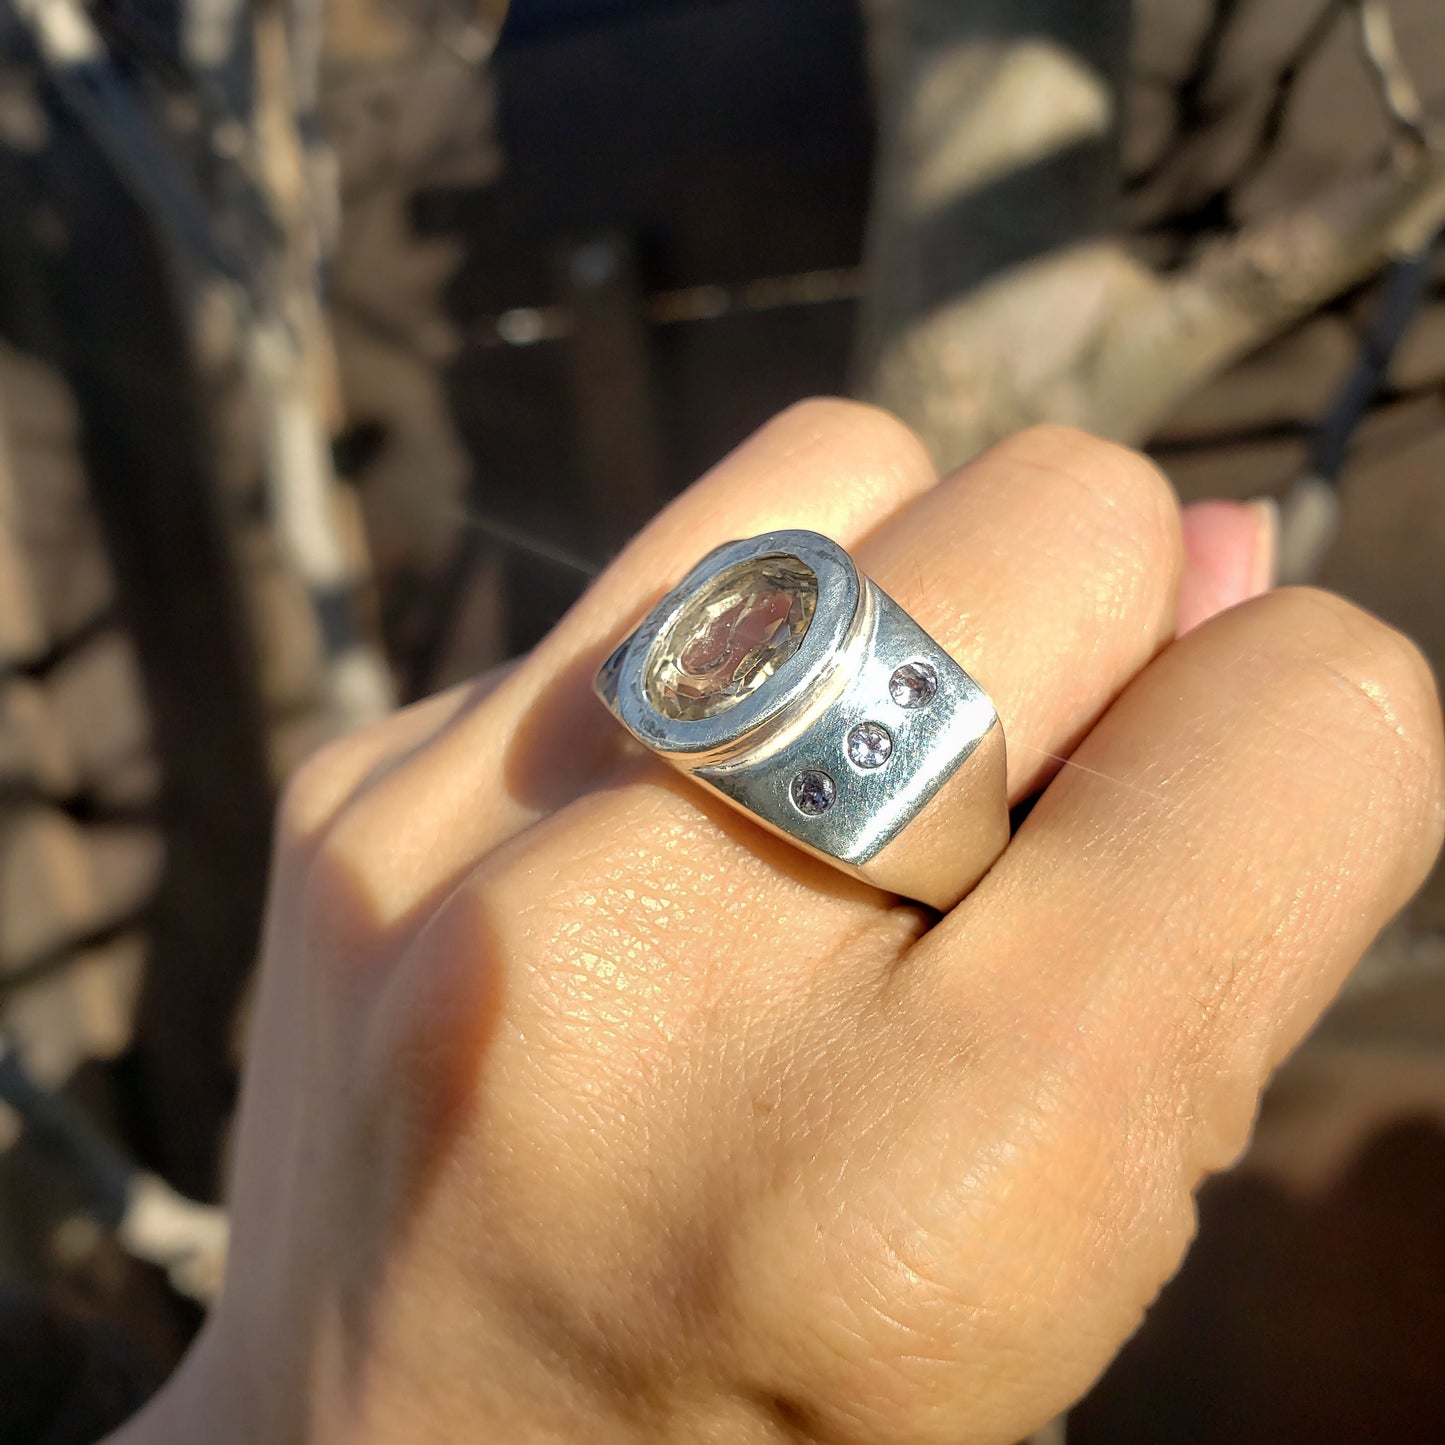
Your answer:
[596,530,1008,909]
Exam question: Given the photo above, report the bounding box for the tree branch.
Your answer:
[867,148,1445,467]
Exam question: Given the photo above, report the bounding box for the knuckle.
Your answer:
[974,429,1182,623]
[989,424,1181,557]
[277,729,418,961]
[278,682,483,847]
[1262,588,1445,836]
[775,394,912,444]
[1271,587,1441,746]
[770,396,934,487]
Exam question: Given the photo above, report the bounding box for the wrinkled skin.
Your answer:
[110,408,1444,1445]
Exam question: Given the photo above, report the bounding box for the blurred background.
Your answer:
[0,1,1442,1441]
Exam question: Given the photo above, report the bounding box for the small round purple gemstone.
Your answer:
[790,769,836,816]
[889,661,938,709]
[847,722,893,769]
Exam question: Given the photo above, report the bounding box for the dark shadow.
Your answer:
[1070,1117,1445,1445]
[413,0,875,659]
[0,1286,160,1445]
[0,34,275,1206]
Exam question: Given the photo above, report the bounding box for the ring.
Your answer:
[594,530,1008,910]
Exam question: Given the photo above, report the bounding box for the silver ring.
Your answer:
[594,529,1008,909]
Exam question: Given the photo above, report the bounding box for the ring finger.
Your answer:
[308,416,1184,958]
[459,422,1186,958]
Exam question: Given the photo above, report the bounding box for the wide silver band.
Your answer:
[595,529,1008,910]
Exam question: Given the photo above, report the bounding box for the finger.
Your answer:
[1176,498,1276,634]
[371,424,1191,1031]
[402,423,1183,940]
[856,424,1183,805]
[885,588,1444,1436]
[460,424,1185,932]
[302,400,936,936]
[279,666,516,842]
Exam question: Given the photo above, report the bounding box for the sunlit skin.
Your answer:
[107,406,1443,1445]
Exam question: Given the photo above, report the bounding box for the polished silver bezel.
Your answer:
[612,529,861,757]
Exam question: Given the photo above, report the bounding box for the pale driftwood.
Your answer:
[855,0,1131,415]
[244,0,395,733]
[858,0,1445,472]
[867,147,1445,470]
[117,1171,228,1303]
[1353,0,1440,151]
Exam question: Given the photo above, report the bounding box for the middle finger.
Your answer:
[467,424,1186,964]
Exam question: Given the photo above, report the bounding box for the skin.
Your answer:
[107,407,1443,1445]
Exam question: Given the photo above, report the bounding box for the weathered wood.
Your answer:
[22,104,275,1196]
[0,680,79,799]
[0,807,93,968]
[858,0,1445,477]
[856,0,1133,395]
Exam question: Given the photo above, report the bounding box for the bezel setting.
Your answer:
[612,530,862,758]
[595,528,1005,900]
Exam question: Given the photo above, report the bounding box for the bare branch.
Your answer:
[1352,0,1441,152]
[242,0,394,730]
[867,148,1445,468]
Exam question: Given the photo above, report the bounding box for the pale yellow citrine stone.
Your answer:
[648,556,817,721]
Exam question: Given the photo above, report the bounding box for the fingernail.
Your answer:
[1245,497,1278,596]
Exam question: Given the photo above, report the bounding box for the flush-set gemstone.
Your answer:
[889,661,937,708]
[846,721,892,769]
[789,769,836,816]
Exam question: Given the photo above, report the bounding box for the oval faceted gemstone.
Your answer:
[649,555,817,720]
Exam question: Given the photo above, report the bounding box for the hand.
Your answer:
[110,406,1443,1445]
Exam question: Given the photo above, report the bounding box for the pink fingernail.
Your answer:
[1177,497,1278,634]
